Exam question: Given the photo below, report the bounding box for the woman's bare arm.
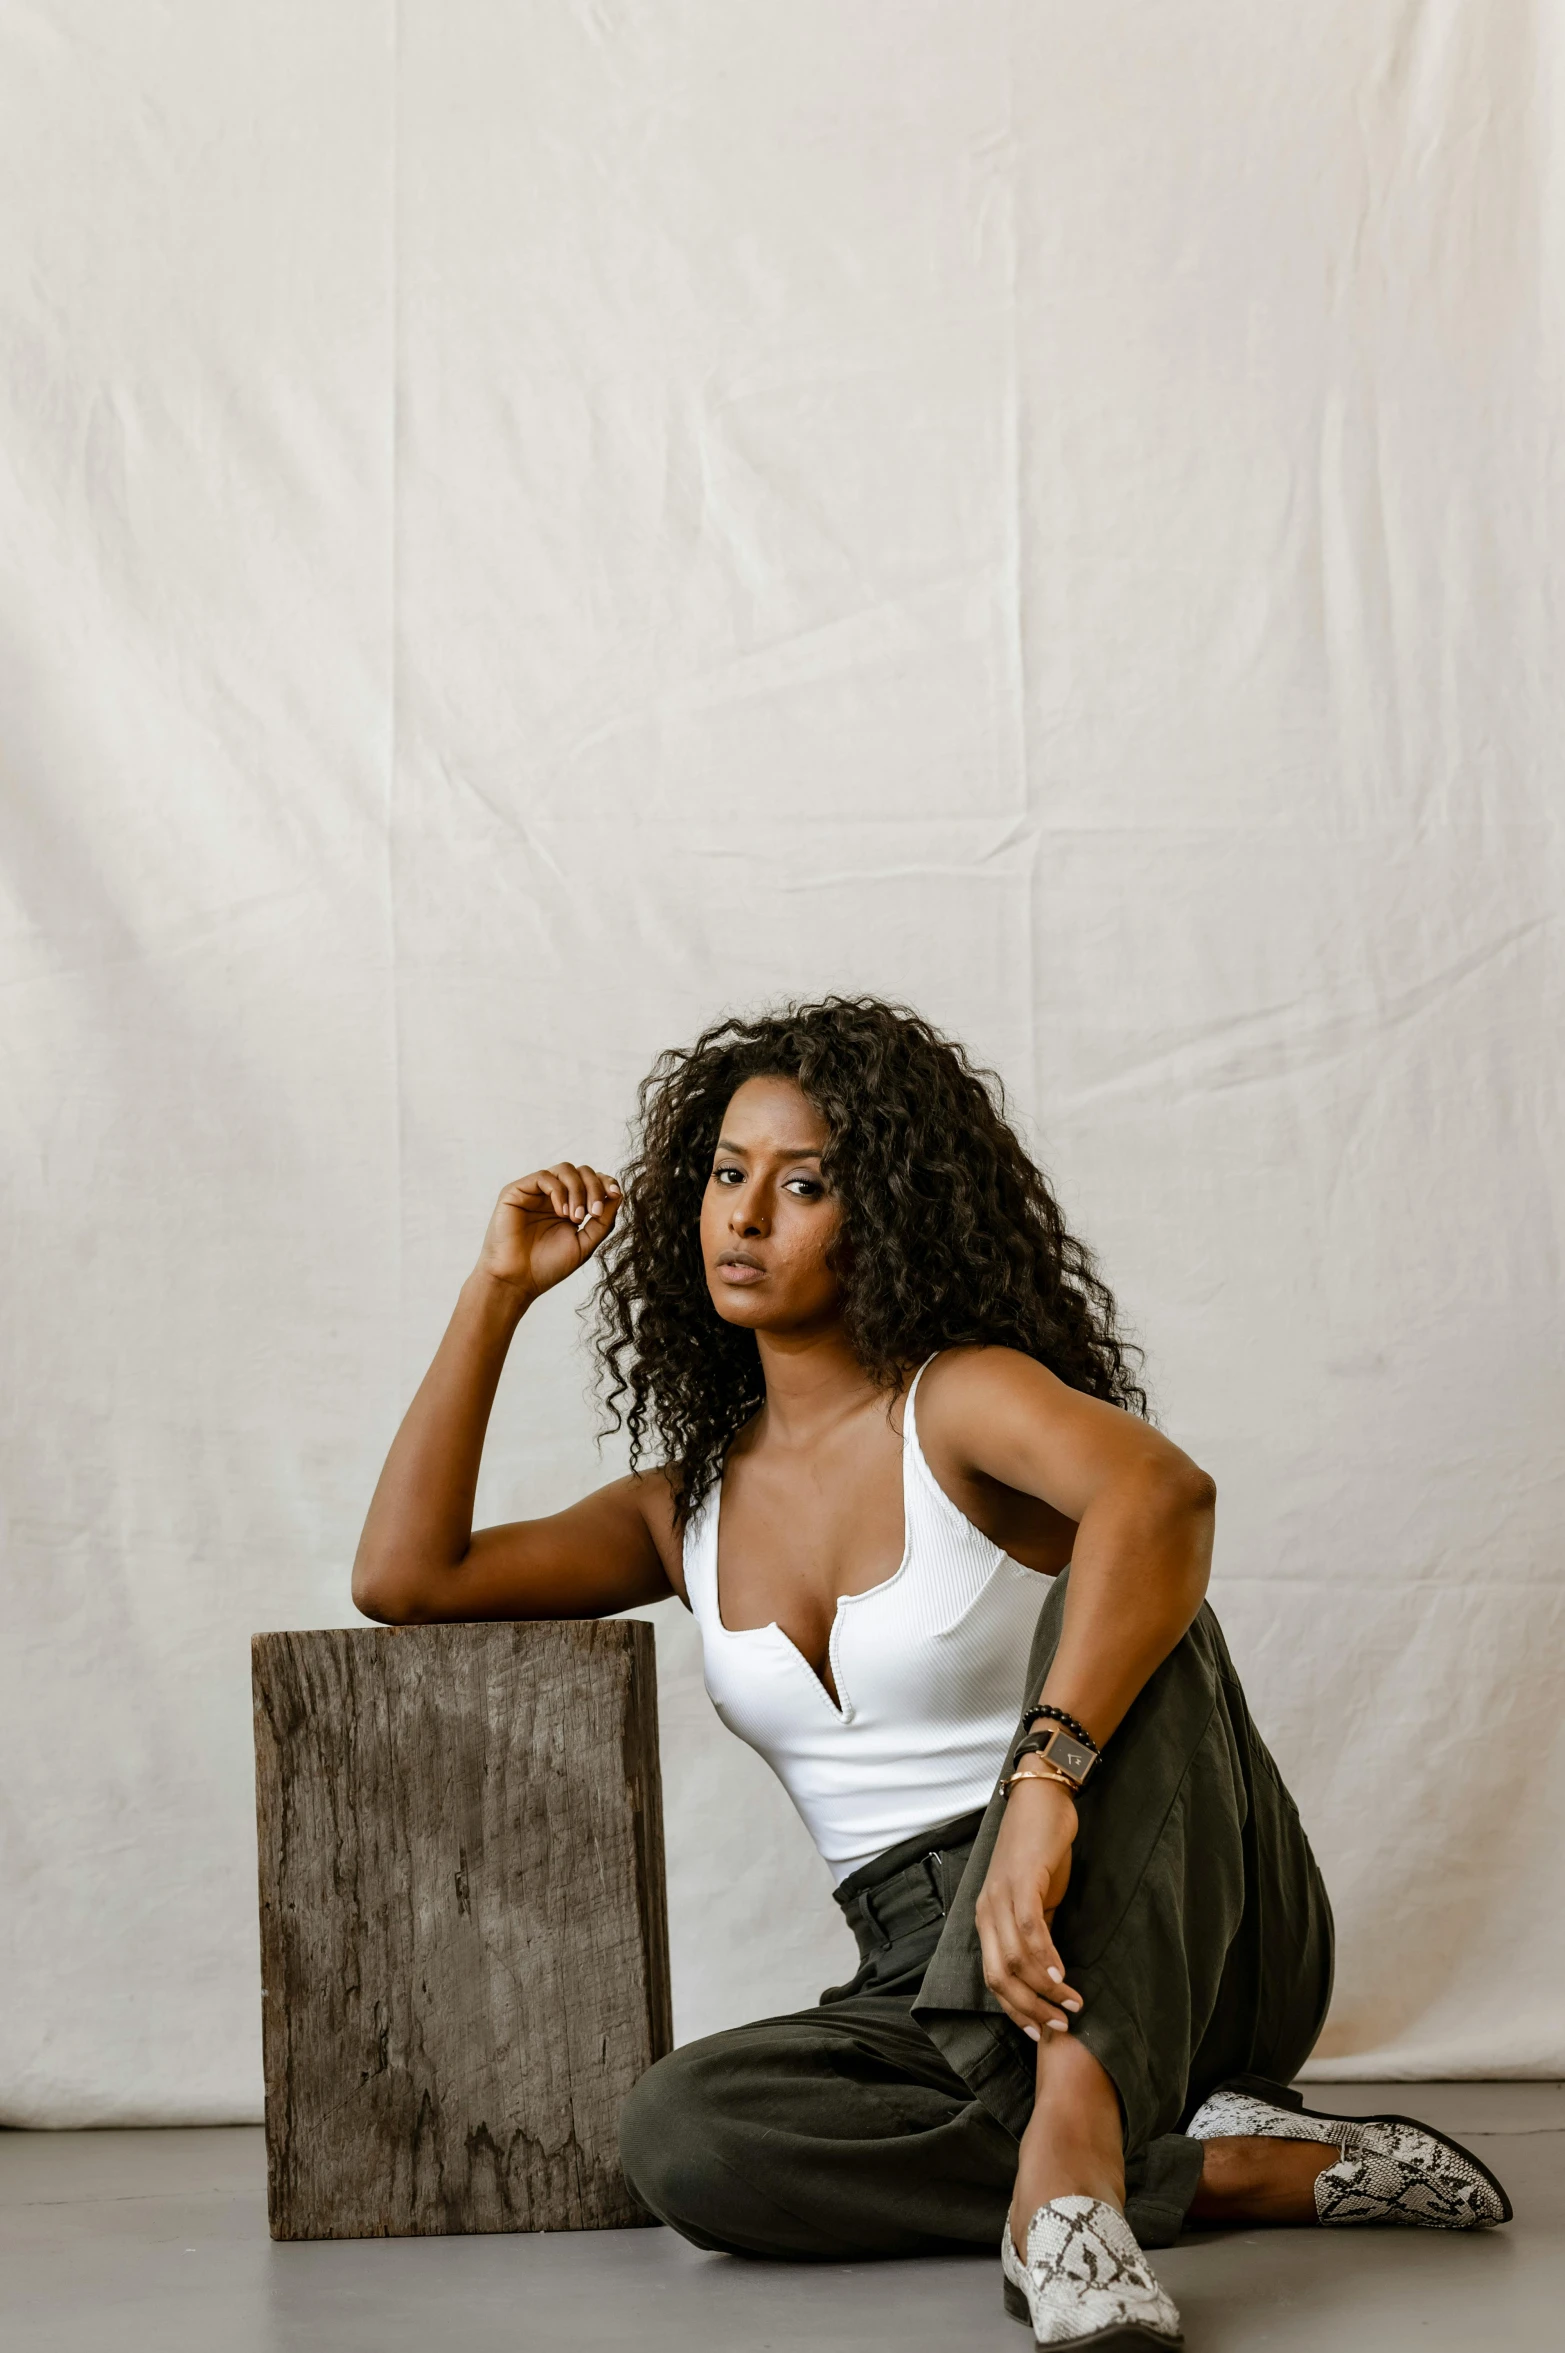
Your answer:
[351,1164,680,1627]
[920,1345,1214,1743]
[918,1346,1216,2041]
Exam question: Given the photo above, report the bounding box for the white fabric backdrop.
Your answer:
[1,1,1561,2126]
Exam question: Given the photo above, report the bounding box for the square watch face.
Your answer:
[1050,1732,1096,1780]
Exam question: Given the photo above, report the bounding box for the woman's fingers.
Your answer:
[510,1168,572,1222]
[983,1887,1073,1991]
[977,1898,1084,2040]
[576,1164,614,1220]
[988,1964,1073,2038]
[551,1163,590,1225]
[506,1166,618,1234]
[503,1172,553,1210]
[988,1942,1084,2021]
[533,1164,598,1226]
[1017,1916,1076,2004]
[576,1168,622,1250]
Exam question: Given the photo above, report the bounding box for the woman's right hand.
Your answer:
[476,1164,622,1304]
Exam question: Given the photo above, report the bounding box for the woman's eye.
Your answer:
[712,1165,743,1186]
[785,1177,823,1198]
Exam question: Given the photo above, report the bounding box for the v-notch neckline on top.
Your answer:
[708,1403,916,1721]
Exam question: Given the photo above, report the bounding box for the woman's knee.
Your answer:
[619,2044,753,2245]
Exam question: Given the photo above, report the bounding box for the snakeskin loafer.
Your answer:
[1000,2195,1183,2349]
[1184,2073,1513,2230]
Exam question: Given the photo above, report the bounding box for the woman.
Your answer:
[353,997,1509,2350]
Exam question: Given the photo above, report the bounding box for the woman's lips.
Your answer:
[716,1260,766,1285]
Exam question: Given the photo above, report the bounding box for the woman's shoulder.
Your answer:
[908,1346,1084,1468]
[912,1344,1060,1417]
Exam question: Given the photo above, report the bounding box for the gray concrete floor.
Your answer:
[2,2082,1561,2352]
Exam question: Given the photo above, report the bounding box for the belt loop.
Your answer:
[858,1885,891,1949]
[922,1849,948,1915]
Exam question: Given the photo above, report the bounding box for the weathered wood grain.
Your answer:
[252,1620,672,2241]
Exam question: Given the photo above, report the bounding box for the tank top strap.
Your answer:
[900,1351,940,1457]
[901,1349,983,1535]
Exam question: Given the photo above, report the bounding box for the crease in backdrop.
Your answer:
[0,0,1560,2125]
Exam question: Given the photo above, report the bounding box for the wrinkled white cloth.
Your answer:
[1,2,1560,2125]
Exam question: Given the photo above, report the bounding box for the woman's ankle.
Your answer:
[1010,2118,1126,2246]
[1188,2133,1338,2227]
[1008,2029,1129,2249]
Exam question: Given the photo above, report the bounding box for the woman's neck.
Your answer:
[752,1322,891,1449]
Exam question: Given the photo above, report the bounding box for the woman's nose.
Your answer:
[728,1188,768,1238]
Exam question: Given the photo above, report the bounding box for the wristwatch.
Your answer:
[1009,1722,1100,1790]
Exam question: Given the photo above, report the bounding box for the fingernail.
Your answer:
[1024,2025,1041,2043]
[1046,1968,1063,1984]
[1047,2019,1069,2032]
[608,1179,622,1193]
[573,1209,585,1223]
[1063,1999,1082,2013]
[589,1199,603,1216]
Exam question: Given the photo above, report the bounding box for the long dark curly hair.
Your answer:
[590,996,1146,1524]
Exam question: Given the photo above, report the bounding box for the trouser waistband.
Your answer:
[832,1806,987,1962]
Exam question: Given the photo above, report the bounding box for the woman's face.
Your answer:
[700,1075,845,1334]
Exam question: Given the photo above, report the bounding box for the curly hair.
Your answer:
[589,996,1146,1525]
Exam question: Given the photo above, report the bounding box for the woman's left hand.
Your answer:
[974,1778,1084,2040]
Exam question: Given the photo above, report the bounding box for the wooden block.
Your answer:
[251,1619,672,2241]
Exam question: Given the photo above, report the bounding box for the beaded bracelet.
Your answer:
[1020,1701,1099,1753]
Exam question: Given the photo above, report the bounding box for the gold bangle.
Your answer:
[1001,1763,1079,1798]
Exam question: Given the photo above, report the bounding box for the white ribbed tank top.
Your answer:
[681,1357,1053,1882]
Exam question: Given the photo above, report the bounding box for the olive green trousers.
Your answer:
[620,1575,1334,2257]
